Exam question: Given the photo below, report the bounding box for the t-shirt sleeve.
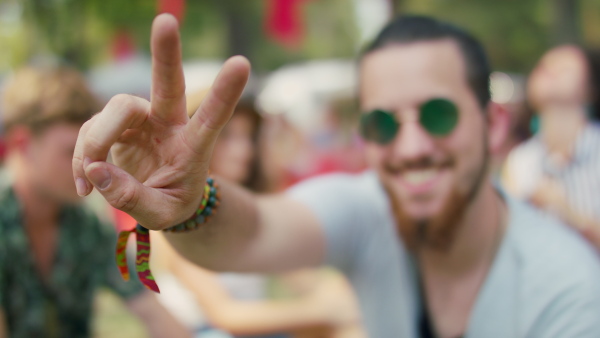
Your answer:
[287,172,381,273]
[97,220,146,300]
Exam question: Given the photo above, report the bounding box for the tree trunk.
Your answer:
[553,0,581,44]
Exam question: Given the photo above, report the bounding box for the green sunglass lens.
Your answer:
[420,98,459,136]
[360,110,399,144]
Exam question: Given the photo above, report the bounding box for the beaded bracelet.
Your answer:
[163,176,220,233]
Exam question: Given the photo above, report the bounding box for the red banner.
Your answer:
[157,0,186,22]
[265,0,306,49]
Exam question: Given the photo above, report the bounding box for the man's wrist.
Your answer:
[164,176,220,233]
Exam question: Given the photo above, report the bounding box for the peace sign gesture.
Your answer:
[72,14,250,230]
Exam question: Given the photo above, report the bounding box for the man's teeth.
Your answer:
[402,169,438,185]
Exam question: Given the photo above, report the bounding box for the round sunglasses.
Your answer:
[360,98,459,145]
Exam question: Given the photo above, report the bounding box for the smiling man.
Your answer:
[74,15,600,338]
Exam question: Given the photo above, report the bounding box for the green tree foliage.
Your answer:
[3,0,600,74]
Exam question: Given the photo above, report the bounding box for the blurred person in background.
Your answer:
[503,45,600,248]
[488,73,532,179]
[0,66,190,338]
[74,14,600,337]
[151,91,364,338]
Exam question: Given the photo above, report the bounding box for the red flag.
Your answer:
[157,0,186,22]
[111,29,136,61]
[265,0,306,49]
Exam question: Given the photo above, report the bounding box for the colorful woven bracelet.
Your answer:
[163,176,220,233]
[115,176,220,293]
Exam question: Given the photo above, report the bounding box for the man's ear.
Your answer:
[486,102,511,155]
[5,126,33,155]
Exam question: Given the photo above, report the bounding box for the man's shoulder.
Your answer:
[507,198,600,290]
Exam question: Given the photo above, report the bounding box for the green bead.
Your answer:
[195,214,206,224]
[208,196,217,206]
[185,219,196,229]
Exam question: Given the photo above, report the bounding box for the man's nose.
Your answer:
[389,121,436,162]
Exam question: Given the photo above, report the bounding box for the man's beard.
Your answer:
[382,147,489,253]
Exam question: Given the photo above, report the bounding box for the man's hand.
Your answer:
[72,14,250,229]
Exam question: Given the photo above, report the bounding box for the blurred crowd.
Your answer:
[2,6,600,338]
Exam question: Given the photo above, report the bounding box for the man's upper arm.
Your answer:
[239,173,372,273]
[242,195,327,272]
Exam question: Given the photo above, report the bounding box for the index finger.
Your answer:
[150,14,187,123]
[73,95,150,196]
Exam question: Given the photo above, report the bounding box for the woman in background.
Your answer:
[503,45,600,248]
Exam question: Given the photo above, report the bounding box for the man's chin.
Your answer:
[396,196,447,220]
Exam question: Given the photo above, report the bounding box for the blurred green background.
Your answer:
[1,0,600,75]
[1,1,598,337]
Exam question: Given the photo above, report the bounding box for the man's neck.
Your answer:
[418,183,506,278]
[13,180,61,229]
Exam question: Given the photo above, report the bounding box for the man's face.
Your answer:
[359,40,489,251]
[27,123,81,204]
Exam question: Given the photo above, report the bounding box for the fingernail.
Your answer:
[84,157,92,169]
[75,178,88,196]
[88,167,111,190]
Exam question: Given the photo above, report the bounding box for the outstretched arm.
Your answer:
[72,14,325,273]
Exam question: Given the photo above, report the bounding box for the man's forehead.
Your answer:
[359,39,470,108]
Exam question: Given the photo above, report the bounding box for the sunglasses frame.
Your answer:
[360,98,459,145]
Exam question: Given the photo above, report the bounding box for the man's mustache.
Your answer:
[383,156,454,173]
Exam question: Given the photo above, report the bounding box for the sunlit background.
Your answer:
[2,1,600,336]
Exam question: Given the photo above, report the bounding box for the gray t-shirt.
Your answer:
[288,171,600,338]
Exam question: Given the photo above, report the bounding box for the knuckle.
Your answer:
[72,155,83,171]
[108,94,148,126]
[109,93,134,108]
[79,119,93,134]
[110,186,139,212]
[84,134,105,154]
[154,85,183,102]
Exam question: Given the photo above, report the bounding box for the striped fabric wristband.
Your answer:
[115,176,220,293]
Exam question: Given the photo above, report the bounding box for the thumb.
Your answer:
[84,161,168,229]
